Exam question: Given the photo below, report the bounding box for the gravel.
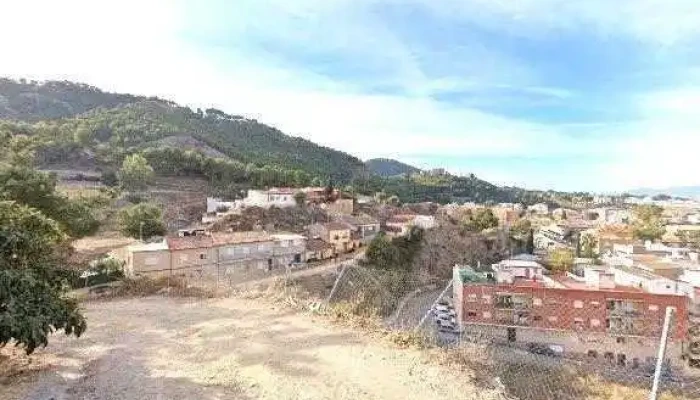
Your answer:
[4,296,499,400]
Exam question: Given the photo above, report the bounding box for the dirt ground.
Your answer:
[2,296,499,400]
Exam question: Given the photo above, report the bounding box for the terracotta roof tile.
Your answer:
[166,235,214,251]
[212,231,272,246]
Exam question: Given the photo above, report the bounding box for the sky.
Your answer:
[2,0,700,192]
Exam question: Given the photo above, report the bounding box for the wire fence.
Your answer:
[82,261,700,400]
[321,264,700,400]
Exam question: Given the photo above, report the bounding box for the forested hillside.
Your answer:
[0,78,141,121]
[353,173,555,205]
[0,78,568,204]
[0,79,365,186]
[365,158,420,177]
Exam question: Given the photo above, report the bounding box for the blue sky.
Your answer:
[2,0,700,192]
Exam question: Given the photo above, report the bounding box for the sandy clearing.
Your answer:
[3,296,498,400]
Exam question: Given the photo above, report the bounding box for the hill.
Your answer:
[0,78,141,121]
[365,158,421,177]
[1,78,571,205]
[0,79,365,184]
[628,186,700,199]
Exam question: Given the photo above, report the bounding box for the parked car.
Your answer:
[527,343,563,357]
[431,305,456,317]
[435,319,456,332]
[434,313,456,325]
[432,304,450,314]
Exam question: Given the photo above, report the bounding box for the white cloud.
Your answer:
[416,0,700,46]
[1,0,700,191]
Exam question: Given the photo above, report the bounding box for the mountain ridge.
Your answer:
[365,158,421,177]
[0,77,567,204]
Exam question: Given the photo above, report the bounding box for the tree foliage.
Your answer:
[118,203,166,240]
[632,205,665,242]
[363,228,424,272]
[119,153,154,191]
[0,165,100,238]
[526,229,535,255]
[548,248,575,273]
[293,191,307,207]
[579,233,598,259]
[465,208,500,232]
[0,201,87,354]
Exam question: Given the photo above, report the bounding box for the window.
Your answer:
[482,295,492,304]
[616,337,625,344]
[632,358,640,369]
[548,316,558,322]
[241,246,250,254]
[573,300,583,309]
[199,253,207,260]
[533,297,542,306]
[590,301,600,307]
[604,352,614,362]
[547,298,560,305]
[180,254,189,263]
[648,304,658,311]
[587,350,598,358]
[467,311,477,317]
[590,319,600,327]
[533,315,543,322]
[482,312,492,319]
[467,294,477,302]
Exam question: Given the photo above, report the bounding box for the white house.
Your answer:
[491,258,545,284]
[687,213,700,225]
[413,215,437,230]
[567,265,616,290]
[527,203,549,215]
[241,188,297,208]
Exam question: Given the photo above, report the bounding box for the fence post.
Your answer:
[649,306,674,400]
[415,280,453,330]
[326,263,349,304]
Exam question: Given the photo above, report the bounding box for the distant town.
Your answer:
[112,185,700,373]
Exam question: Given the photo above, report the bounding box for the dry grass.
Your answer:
[109,276,217,299]
[242,277,698,400]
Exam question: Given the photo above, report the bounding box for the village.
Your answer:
[106,185,700,379]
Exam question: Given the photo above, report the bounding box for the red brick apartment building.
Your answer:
[454,268,689,366]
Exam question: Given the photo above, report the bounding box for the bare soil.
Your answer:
[2,296,498,400]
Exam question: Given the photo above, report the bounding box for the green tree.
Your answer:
[510,218,532,237]
[466,209,499,231]
[0,201,87,354]
[0,166,100,238]
[548,248,574,273]
[363,228,423,272]
[364,234,401,270]
[525,229,535,255]
[580,233,598,258]
[119,153,154,191]
[293,191,307,207]
[118,203,166,240]
[101,170,119,187]
[632,205,665,242]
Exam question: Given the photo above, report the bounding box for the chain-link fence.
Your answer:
[81,259,700,400]
[321,264,700,400]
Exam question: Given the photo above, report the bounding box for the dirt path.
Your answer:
[4,296,497,400]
